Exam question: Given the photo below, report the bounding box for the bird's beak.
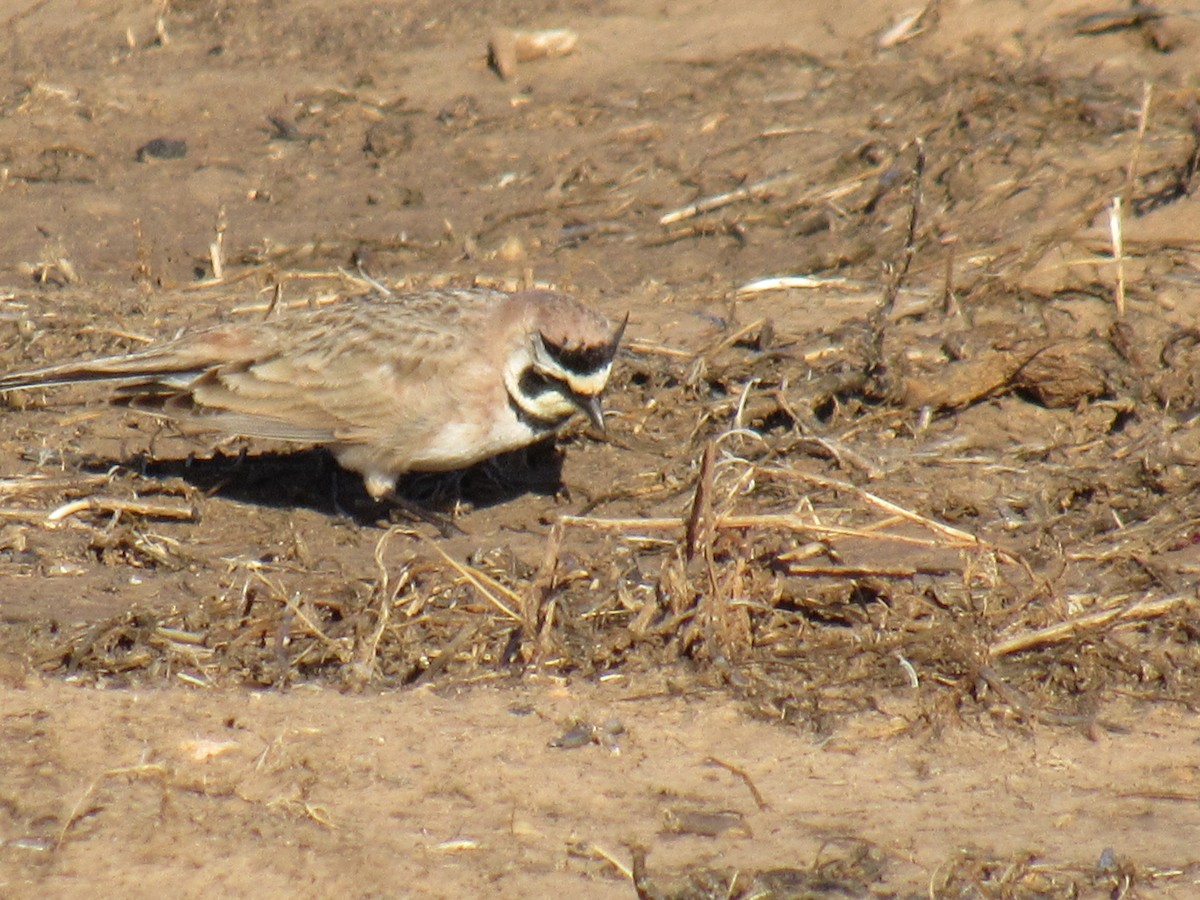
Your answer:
[581,394,606,432]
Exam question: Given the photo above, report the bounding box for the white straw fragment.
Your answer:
[737,275,849,294]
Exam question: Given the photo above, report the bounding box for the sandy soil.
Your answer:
[4,0,1200,896]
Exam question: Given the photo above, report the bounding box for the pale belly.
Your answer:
[333,402,560,497]
[406,409,546,471]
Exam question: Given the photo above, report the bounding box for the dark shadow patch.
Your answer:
[78,439,566,525]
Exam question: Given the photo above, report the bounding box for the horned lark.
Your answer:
[0,287,626,500]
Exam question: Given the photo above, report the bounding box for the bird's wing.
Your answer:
[1,288,511,452]
[180,307,477,447]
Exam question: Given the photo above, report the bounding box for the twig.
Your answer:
[701,318,768,361]
[181,268,260,292]
[630,845,658,900]
[0,473,111,495]
[525,521,565,638]
[232,292,342,315]
[767,469,988,548]
[421,537,522,622]
[58,764,168,848]
[347,527,407,681]
[975,666,1088,727]
[577,842,635,880]
[877,2,933,49]
[1109,197,1126,318]
[659,170,805,225]
[208,205,226,281]
[941,235,959,316]
[562,513,983,550]
[253,570,350,661]
[1108,81,1151,319]
[1074,6,1163,36]
[778,563,948,578]
[1125,81,1154,195]
[623,338,694,360]
[876,137,925,323]
[736,275,850,294]
[263,279,283,320]
[4,0,51,30]
[705,756,770,810]
[80,325,156,344]
[988,594,1192,658]
[732,378,760,430]
[684,441,717,561]
[0,507,55,520]
[412,621,483,685]
[47,496,198,522]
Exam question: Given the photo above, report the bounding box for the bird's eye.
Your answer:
[519,368,559,397]
[539,334,613,375]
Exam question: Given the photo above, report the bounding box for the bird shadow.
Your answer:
[79,440,567,526]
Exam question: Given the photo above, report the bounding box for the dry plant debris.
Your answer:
[7,261,1200,737]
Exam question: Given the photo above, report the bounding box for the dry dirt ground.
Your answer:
[4,0,1200,896]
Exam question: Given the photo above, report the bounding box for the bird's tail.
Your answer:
[0,345,212,392]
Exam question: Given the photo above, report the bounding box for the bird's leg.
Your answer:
[359,469,464,536]
[329,463,353,520]
[385,490,465,538]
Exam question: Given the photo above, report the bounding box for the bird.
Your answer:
[0,286,627,502]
